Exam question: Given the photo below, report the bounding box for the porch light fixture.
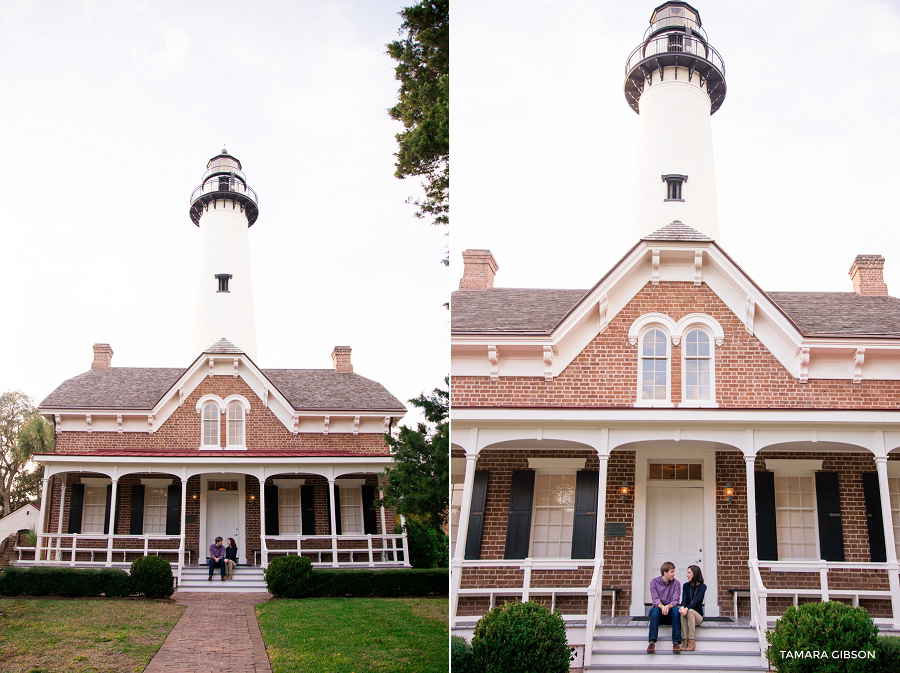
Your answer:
[723,482,734,502]
[191,494,198,500]
[620,481,630,502]
[218,487,226,491]
[248,495,256,500]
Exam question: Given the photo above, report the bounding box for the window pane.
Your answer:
[278,487,301,534]
[202,403,219,446]
[143,486,168,534]
[340,487,363,534]
[227,402,244,446]
[531,474,576,558]
[775,475,817,560]
[82,486,107,534]
[649,463,662,480]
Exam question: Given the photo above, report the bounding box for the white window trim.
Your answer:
[770,466,822,561]
[338,485,365,534]
[142,485,168,535]
[81,484,108,534]
[679,326,717,408]
[225,399,248,450]
[528,458,586,470]
[198,397,222,450]
[140,478,173,488]
[528,472,578,560]
[635,325,673,407]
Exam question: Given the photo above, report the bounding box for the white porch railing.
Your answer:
[260,533,410,568]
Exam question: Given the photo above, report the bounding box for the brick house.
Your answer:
[451,5,900,667]
[21,150,411,582]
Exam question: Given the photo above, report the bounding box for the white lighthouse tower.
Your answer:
[625,2,726,240]
[189,149,260,360]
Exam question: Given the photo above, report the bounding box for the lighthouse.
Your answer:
[625,2,726,241]
[189,149,260,360]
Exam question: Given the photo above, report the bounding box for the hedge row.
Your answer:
[0,566,132,597]
[0,557,174,599]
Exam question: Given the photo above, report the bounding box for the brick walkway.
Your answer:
[144,592,273,673]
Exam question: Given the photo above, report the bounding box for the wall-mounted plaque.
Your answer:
[605,522,626,538]
[185,515,197,523]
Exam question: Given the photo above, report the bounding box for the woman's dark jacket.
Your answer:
[681,582,706,616]
[225,545,238,562]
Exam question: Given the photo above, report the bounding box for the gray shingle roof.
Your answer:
[766,292,900,337]
[40,367,405,412]
[451,288,589,334]
[642,221,713,242]
[205,338,244,354]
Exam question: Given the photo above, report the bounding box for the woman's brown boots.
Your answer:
[683,639,695,651]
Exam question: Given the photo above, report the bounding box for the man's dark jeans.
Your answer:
[648,606,682,643]
[208,558,226,577]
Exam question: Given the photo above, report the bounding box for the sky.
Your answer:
[0,0,448,425]
[450,0,900,297]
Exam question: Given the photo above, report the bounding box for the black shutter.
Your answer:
[301,485,315,535]
[504,470,535,559]
[571,470,600,559]
[361,485,378,535]
[755,471,778,561]
[861,472,887,563]
[264,484,279,536]
[166,483,182,536]
[815,471,844,562]
[464,471,489,560]
[103,484,113,534]
[333,484,343,535]
[130,484,145,535]
[68,483,85,534]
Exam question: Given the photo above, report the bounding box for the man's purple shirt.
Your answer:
[209,543,225,560]
[649,576,681,607]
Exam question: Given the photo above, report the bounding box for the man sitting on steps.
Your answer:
[647,561,682,654]
[208,536,226,581]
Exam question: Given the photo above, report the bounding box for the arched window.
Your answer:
[201,402,219,447]
[640,328,669,402]
[226,401,245,447]
[683,328,712,401]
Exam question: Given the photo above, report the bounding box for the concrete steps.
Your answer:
[177,564,268,593]
[585,624,768,672]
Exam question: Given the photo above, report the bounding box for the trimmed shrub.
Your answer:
[451,635,476,673]
[874,636,900,673]
[0,566,131,597]
[402,520,449,569]
[264,555,314,598]
[471,600,574,673]
[308,567,447,597]
[130,555,174,599]
[766,601,879,672]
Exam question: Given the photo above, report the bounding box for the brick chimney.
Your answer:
[91,343,114,370]
[331,346,353,373]
[459,249,498,290]
[849,255,888,296]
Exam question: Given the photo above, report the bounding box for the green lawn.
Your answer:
[0,597,184,673]
[256,597,448,673]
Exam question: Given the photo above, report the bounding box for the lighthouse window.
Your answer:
[215,274,232,293]
[667,33,684,52]
[662,174,687,201]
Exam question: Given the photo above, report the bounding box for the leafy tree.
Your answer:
[377,380,448,530]
[388,0,449,232]
[0,392,48,517]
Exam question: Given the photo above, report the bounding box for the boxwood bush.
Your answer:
[471,600,574,673]
[402,520,449,569]
[451,635,477,673]
[264,554,314,598]
[308,567,447,597]
[0,566,131,597]
[766,601,879,672]
[129,555,175,599]
[874,636,900,673]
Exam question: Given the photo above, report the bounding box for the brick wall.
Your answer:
[54,376,389,455]
[452,282,900,409]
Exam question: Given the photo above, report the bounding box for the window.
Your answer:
[208,480,238,491]
[278,487,302,534]
[640,328,669,401]
[226,402,244,446]
[530,474,576,559]
[82,486,107,534]
[774,475,818,560]
[648,463,702,480]
[667,32,684,52]
[662,174,687,201]
[215,274,232,293]
[339,487,363,534]
[890,476,900,560]
[201,402,219,447]
[143,487,168,534]
[683,328,712,401]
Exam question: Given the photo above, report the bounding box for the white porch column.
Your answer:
[874,455,900,628]
[328,478,339,567]
[179,475,187,579]
[744,453,759,627]
[594,454,610,564]
[259,476,268,567]
[451,452,479,627]
[399,514,411,567]
[106,479,119,566]
[35,476,51,562]
[55,475,67,561]
[378,483,390,562]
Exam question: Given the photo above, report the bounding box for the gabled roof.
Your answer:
[40,367,405,412]
[642,220,713,242]
[766,292,900,337]
[205,338,244,354]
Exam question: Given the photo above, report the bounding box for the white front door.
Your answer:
[207,491,240,559]
[645,486,704,603]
